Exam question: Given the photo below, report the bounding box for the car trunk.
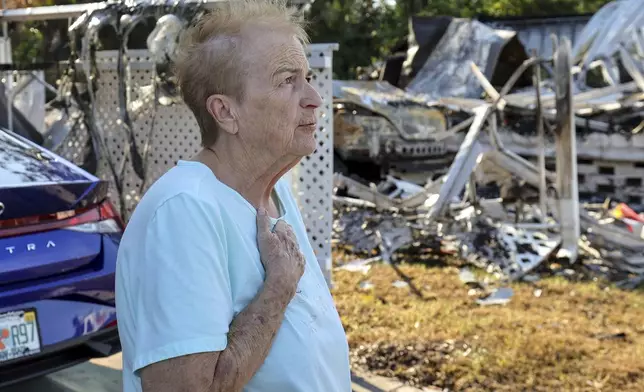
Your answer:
[0,129,108,219]
[0,128,117,286]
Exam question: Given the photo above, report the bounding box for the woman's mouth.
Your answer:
[298,123,317,131]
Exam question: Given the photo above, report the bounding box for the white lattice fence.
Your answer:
[54,44,338,285]
[292,44,337,284]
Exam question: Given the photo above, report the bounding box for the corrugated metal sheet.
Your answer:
[483,15,591,59]
[406,19,527,100]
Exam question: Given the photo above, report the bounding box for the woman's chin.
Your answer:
[291,133,318,156]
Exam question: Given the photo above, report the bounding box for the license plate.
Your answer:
[0,309,41,363]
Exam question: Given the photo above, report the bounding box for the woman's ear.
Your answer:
[206,94,238,135]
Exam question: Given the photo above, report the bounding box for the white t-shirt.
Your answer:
[115,160,351,392]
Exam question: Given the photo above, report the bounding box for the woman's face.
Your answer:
[234,28,322,161]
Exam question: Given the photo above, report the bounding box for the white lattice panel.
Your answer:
[60,46,337,284]
[292,44,337,285]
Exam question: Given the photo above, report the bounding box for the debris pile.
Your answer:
[333,6,644,291]
[333,0,644,207]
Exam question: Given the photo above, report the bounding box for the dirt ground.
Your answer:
[332,249,644,392]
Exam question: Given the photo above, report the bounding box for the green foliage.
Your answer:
[305,0,402,79]
[10,25,43,64]
[7,0,92,64]
[304,0,615,79]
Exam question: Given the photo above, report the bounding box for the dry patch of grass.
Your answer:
[331,251,644,392]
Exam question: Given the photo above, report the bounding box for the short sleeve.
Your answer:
[132,193,233,373]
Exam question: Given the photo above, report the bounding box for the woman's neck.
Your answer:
[195,144,299,217]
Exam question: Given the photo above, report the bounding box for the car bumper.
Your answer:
[0,325,120,388]
[0,234,121,386]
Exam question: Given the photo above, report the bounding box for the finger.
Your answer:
[283,224,298,243]
[273,219,290,240]
[274,220,298,243]
[256,208,272,239]
[275,228,290,245]
[273,219,289,234]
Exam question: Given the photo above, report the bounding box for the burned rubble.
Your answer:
[332,0,644,293]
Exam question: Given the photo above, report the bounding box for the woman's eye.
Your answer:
[285,76,295,84]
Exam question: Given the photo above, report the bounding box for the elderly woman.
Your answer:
[114,1,351,391]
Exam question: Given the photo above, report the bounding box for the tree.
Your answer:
[305,0,401,79]
[304,0,615,79]
[5,0,95,65]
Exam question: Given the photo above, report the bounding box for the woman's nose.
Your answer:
[301,83,322,108]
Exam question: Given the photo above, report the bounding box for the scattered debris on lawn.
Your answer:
[334,260,644,392]
[392,280,410,289]
[475,287,513,306]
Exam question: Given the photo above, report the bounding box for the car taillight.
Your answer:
[104,319,118,329]
[0,200,123,238]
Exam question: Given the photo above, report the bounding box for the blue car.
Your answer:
[0,127,122,387]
